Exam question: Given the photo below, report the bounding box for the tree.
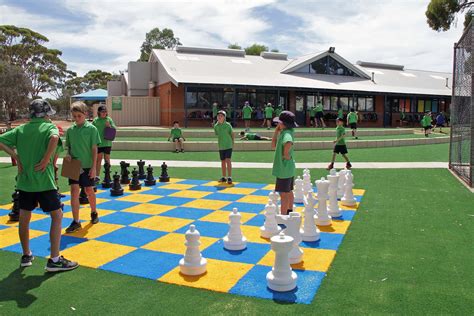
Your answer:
[228,43,242,49]
[426,0,474,31]
[0,25,73,97]
[0,61,32,121]
[139,28,182,61]
[244,43,268,55]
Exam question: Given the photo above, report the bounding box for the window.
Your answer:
[366,98,374,111]
[357,97,366,111]
[339,97,349,111]
[309,56,361,77]
[296,95,304,112]
[306,95,315,109]
[432,99,438,113]
[417,100,424,113]
[323,96,331,111]
[425,100,432,112]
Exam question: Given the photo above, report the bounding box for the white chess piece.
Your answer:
[315,177,332,226]
[303,172,313,194]
[260,200,282,238]
[266,232,298,292]
[337,169,347,199]
[223,208,247,250]
[341,170,357,206]
[179,225,207,275]
[327,171,342,217]
[300,193,320,242]
[281,212,303,264]
[269,191,280,214]
[293,176,304,204]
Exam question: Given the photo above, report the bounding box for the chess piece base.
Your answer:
[129,184,142,191]
[101,182,112,189]
[144,179,156,186]
[260,226,281,239]
[300,229,320,242]
[8,210,19,222]
[266,270,297,292]
[120,179,130,185]
[328,208,342,217]
[341,199,357,206]
[223,236,247,251]
[314,216,332,226]
[159,176,170,183]
[179,258,207,276]
[110,189,124,196]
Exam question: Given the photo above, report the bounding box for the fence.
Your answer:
[98,96,160,126]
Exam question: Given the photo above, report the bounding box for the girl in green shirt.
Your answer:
[92,105,116,181]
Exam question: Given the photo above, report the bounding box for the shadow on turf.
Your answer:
[0,267,56,308]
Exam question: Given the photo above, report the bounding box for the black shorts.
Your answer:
[69,168,95,187]
[334,144,348,154]
[424,125,432,130]
[275,177,294,193]
[253,135,262,141]
[173,137,183,142]
[310,116,315,120]
[349,123,357,129]
[18,190,61,212]
[98,146,112,154]
[219,148,233,160]
[315,112,324,119]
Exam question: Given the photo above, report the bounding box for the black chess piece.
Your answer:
[144,164,156,186]
[137,160,146,180]
[159,162,170,182]
[8,190,20,222]
[110,172,124,196]
[120,161,130,184]
[101,162,112,188]
[129,168,142,190]
[79,186,89,204]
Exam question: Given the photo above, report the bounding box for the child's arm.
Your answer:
[0,142,22,173]
[334,134,345,144]
[89,145,98,178]
[240,136,247,140]
[283,142,293,160]
[34,135,59,172]
[271,125,282,149]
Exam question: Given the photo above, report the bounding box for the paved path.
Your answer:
[0,158,448,169]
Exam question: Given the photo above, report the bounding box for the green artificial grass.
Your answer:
[0,165,473,314]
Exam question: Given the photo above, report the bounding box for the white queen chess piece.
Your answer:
[293,176,304,204]
[179,225,207,275]
[260,200,282,238]
[341,170,357,206]
[315,177,332,226]
[223,208,247,250]
[337,169,347,199]
[266,232,298,292]
[300,193,320,242]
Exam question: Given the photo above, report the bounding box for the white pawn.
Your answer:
[315,177,332,226]
[260,200,282,238]
[337,169,347,199]
[266,232,298,292]
[269,191,279,206]
[281,212,303,264]
[303,168,310,176]
[303,172,313,194]
[327,171,342,217]
[223,208,247,250]
[293,176,304,204]
[341,170,357,206]
[300,193,320,242]
[179,225,207,275]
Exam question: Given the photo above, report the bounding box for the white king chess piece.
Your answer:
[315,177,332,226]
[341,170,357,207]
[327,170,342,217]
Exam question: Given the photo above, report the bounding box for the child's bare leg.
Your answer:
[226,159,232,177]
[96,153,103,176]
[85,186,96,213]
[174,139,179,150]
[104,153,111,164]
[221,160,226,177]
[321,118,326,128]
[49,208,63,258]
[19,209,32,255]
[331,152,337,163]
[70,184,80,222]
[342,154,350,162]
[179,139,183,150]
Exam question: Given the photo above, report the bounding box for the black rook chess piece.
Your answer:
[159,162,170,182]
[137,160,146,180]
[144,164,156,186]
[101,162,112,188]
[120,161,130,184]
[79,186,89,204]
[129,168,142,191]
[110,172,124,196]
[8,190,20,222]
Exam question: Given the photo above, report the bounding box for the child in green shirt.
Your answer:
[242,101,253,132]
[92,105,116,181]
[315,100,326,128]
[168,121,186,152]
[65,101,101,233]
[263,103,274,130]
[346,108,359,139]
[327,118,352,170]
[0,99,78,271]
[309,105,317,127]
[239,131,271,141]
[214,111,234,184]
[421,112,432,137]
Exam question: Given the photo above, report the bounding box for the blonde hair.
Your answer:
[71,101,88,114]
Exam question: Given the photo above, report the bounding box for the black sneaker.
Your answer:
[219,177,226,183]
[227,177,233,184]
[180,149,184,153]
[91,212,99,224]
[65,220,82,233]
[20,254,35,267]
[326,163,334,171]
[346,162,352,169]
[175,149,179,153]
[45,256,79,272]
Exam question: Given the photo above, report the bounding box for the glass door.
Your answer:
[295,95,306,126]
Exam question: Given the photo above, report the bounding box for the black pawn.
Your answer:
[111,172,124,196]
[120,161,130,184]
[137,160,146,180]
[79,186,89,204]
[144,164,156,186]
[101,162,112,188]
[8,190,20,222]
[159,162,170,182]
[129,168,142,191]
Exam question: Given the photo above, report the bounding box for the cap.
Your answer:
[29,99,56,118]
[217,110,226,117]
[273,111,298,128]
[244,101,249,105]
[267,102,272,106]
[98,105,107,112]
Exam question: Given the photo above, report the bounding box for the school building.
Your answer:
[107,46,452,127]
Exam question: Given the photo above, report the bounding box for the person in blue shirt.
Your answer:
[434,112,446,133]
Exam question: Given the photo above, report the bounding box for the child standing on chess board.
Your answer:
[272,111,297,215]
[327,118,352,170]
[0,99,78,271]
[65,101,101,233]
[168,121,186,153]
[214,110,234,184]
[92,105,116,182]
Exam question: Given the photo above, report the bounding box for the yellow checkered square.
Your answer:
[258,248,336,272]
[182,199,231,210]
[240,225,270,244]
[64,222,124,239]
[169,190,211,199]
[338,201,360,210]
[122,204,175,215]
[262,184,275,190]
[142,233,218,254]
[63,208,115,221]
[116,194,162,203]
[0,213,48,227]
[122,186,152,194]
[130,216,193,232]
[218,187,256,195]
[159,183,196,190]
[318,220,351,234]
[199,210,256,224]
[0,227,46,248]
[202,181,234,187]
[237,195,268,204]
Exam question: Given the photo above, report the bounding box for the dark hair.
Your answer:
[173,121,179,125]
[336,118,344,122]
[240,131,245,136]
[97,105,107,115]
[350,108,354,112]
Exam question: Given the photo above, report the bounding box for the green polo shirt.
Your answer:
[0,118,62,192]
[212,105,218,117]
[245,133,257,140]
[336,125,346,145]
[214,121,233,150]
[348,112,358,124]
[315,103,323,112]
[66,121,100,169]
[422,115,432,127]
[275,106,283,117]
[92,116,116,148]
[309,106,317,117]
[242,105,253,120]
[272,128,295,179]
[170,127,182,139]
[337,108,343,119]
[264,106,274,119]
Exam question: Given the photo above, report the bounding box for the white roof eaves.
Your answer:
[151,49,179,87]
[330,53,372,80]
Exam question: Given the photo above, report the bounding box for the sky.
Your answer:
[0,0,466,77]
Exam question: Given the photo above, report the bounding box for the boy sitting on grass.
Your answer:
[327,118,352,170]
[168,121,186,153]
[214,111,234,184]
[239,131,271,141]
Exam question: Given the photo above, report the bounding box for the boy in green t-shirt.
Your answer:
[65,102,101,233]
[92,105,116,181]
[421,112,432,137]
[315,99,326,128]
[242,101,253,132]
[272,111,297,215]
[274,104,283,117]
[309,105,317,127]
[262,103,274,130]
[214,111,234,184]
[346,108,359,139]
[168,121,186,152]
[0,99,78,271]
[239,131,271,141]
[327,118,352,170]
